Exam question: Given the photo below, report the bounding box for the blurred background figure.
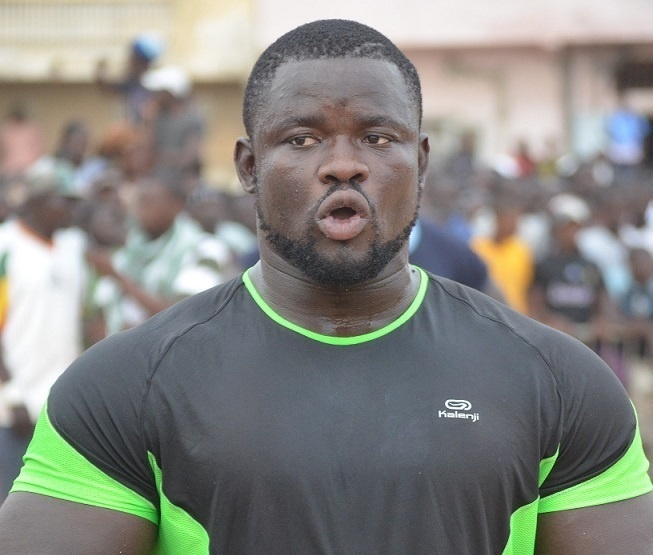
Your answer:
[95,33,165,125]
[621,247,653,346]
[408,215,494,295]
[606,94,651,186]
[471,192,534,314]
[576,189,632,302]
[0,106,45,188]
[87,167,230,338]
[529,193,626,383]
[445,130,479,191]
[140,65,205,173]
[0,167,87,503]
[186,186,257,265]
[513,139,537,179]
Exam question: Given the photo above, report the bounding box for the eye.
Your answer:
[363,134,391,145]
[288,136,320,146]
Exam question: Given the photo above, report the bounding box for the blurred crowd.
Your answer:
[0,33,652,499]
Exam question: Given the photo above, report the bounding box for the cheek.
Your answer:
[376,160,420,216]
[257,157,319,222]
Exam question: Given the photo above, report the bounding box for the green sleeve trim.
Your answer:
[502,449,560,554]
[10,405,159,524]
[148,452,209,554]
[538,422,653,513]
[502,496,539,554]
[241,266,429,345]
[538,448,559,487]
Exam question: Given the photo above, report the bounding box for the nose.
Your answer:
[317,137,370,185]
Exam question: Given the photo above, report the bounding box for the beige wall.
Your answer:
[256,0,653,49]
[409,47,565,166]
[408,44,653,167]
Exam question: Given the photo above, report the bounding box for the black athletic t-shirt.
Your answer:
[13,268,652,554]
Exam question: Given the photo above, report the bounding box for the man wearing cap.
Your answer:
[95,34,165,125]
[140,65,205,173]
[0,169,87,503]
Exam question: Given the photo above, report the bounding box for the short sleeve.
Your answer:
[10,327,162,520]
[538,334,652,512]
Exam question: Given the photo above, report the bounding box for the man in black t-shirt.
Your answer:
[530,193,618,346]
[0,20,652,554]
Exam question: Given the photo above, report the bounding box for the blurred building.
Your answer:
[1,0,652,183]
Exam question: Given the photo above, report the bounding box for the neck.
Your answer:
[248,247,421,337]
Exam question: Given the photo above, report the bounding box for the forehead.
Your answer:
[254,58,418,137]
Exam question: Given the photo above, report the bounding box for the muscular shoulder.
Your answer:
[61,275,246,389]
[426,273,621,390]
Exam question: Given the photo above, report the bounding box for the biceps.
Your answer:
[0,492,158,554]
[535,492,653,554]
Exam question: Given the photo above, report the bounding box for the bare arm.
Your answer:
[536,492,653,554]
[0,492,157,554]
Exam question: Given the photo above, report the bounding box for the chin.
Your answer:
[269,232,407,288]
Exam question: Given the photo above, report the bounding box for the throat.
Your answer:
[249,261,421,337]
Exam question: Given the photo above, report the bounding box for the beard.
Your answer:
[256,182,420,288]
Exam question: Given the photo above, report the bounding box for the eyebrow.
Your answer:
[271,113,411,133]
[272,114,329,131]
[356,115,412,132]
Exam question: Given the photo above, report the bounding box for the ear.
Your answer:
[417,133,430,193]
[234,137,257,195]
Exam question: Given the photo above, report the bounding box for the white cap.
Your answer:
[548,193,591,225]
[141,66,191,98]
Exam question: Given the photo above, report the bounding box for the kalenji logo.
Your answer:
[445,399,472,411]
[439,399,480,422]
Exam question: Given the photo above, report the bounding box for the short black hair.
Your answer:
[243,19,422,138]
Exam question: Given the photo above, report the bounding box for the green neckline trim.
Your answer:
[242,266,428,345]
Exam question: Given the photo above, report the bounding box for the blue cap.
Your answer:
[131,34,165,62]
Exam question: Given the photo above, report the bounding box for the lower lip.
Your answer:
[317,214,368,241]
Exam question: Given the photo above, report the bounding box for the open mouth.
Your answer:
[330,206,358,220]
[315,190,370,241]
